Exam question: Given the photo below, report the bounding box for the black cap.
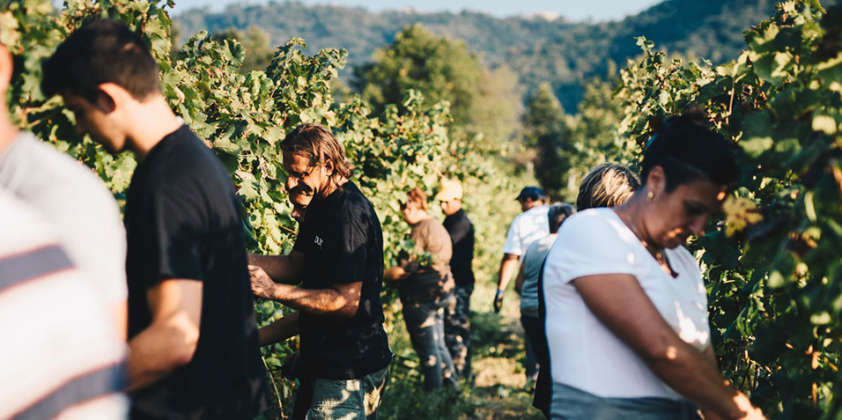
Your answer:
[515,186,546,201]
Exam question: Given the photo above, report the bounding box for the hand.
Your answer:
[249,265,277,299]
[493,289,504,313]
[732,394,767,420]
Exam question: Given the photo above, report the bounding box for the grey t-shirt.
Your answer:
[0,133,127,304]
[520,233,557,317]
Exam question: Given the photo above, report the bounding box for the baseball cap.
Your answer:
[435,179,463,201]
[515,186,546,201]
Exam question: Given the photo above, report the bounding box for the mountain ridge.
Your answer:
[175,0,838,109]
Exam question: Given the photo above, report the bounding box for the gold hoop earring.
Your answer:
[647,191,654,201]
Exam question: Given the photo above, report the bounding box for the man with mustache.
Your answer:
[249,124,392,420]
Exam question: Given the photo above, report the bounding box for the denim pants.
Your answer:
[520,313,542,380]
[402,299,458,391]
[444,285,472,378]
[292,367,389,420]
[550,382,702,420]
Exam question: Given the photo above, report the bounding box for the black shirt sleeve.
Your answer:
[135,185,205,287]
[333,203,369,285]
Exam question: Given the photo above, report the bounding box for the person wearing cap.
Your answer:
[436,178,476,379]
[495,185,549,383]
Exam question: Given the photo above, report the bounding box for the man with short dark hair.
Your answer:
[43,19,267,419]
[249,124,392,419]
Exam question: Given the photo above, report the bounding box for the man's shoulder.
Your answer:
[512,205,548,226]
[0,191,59,252]
[139,127,232,196]
[336,182,378,222]
[0,133,120,214]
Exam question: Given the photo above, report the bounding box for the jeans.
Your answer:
[292,367,389,420]
[444,284,473,378]
[402,299,458,391]
[521,313,540,380]
[550,382,702,420]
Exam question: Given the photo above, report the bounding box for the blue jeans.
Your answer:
[293,367,389,420]
[520,314,541,380]
[402,300,458,391]
[550,382,702,420]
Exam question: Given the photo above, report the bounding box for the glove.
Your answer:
[493,289,504,313]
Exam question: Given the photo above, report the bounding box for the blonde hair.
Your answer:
[577,163,641,210]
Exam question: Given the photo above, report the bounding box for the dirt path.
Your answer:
[463,286,544,420]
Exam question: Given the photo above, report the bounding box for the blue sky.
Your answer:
[169,0,663,21]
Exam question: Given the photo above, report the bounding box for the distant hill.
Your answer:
[175,0,838,110]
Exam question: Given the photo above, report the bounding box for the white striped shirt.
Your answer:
[0,191,127,419]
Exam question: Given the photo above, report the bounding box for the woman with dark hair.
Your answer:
[385,187,458,391]
[542,116,766,419]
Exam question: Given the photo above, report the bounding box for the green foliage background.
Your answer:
[5,0,842,418]
[523,1,842,417]
[0,0,525,416]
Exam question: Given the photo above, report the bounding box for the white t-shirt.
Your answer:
[0,191,127,419]
[502,205,550,257]
[0,133,127,304]
[542,208,710,400]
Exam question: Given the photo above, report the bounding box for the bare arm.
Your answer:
[384,266,407,283]
[248,252,304,284]
[110,299,128,341]
[514,263,526,295]
[496,253,519,292]
[259,312,300,346]
[700,346,727,420]
[573,274,765,420]
[250,266,361,317]
[127,279,202,391]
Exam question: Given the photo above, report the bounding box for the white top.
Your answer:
[542,208,710,400]
[0,132,127,304]
[0,191,127,419]
[502,205,550,257]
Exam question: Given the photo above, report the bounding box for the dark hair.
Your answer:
[640,114,738,191]
[42,19,160,101]
[577,163,641,210]
[548,203,575,233]
[281,124,353,179]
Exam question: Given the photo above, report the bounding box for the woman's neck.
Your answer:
[615,193,660,254]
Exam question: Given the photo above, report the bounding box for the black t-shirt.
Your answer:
[443,209,475,287]
[292,181,392,379]
[125,125,267,419]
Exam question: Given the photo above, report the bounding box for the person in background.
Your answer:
[494,185,549,383]
[532,163,640,417]
[514,202,574,388]
[249,124,392,419]
[0,38,127,340]
[43,20,268,419]
[542,116,765,419]
[576,163,641,211]
[436,178,475,380]
[385,187,458,391]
